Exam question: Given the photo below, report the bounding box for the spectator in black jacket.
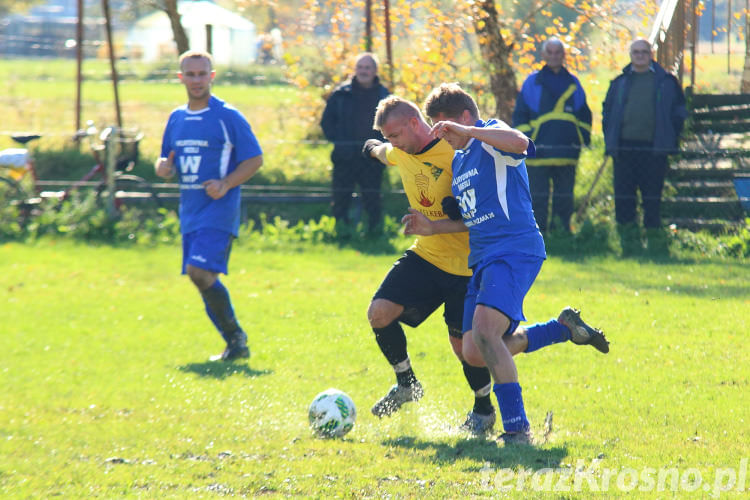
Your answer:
[512,37,592,233]
[321,53,390,237]
[602,39,687,253]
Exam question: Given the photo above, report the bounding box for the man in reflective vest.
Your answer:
[512,37,592,233]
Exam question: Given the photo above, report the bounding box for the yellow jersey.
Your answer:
[386,140,471,277]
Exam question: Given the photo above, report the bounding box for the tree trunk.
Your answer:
[163,0,189,56]
[742,11,750,93]
[471,0,517,123]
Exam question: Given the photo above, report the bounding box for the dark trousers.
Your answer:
[527,164,576,232]
[613,141,668,228]
[331,157,384,231]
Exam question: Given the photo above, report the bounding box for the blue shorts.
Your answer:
[181,228,234,275]
[462,254,544,335]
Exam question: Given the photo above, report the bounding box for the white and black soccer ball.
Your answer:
[308,388,356,438]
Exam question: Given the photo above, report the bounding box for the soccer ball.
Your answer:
[308,388,356,438]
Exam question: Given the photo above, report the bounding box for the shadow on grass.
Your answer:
[381,435,567,470]
[178,362,273,379]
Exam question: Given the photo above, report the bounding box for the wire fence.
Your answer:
[2,136,749,233]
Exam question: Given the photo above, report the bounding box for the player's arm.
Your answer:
[465,124,529,154]
[362,139,391,166]
[431,121,529,154]
[370,142,389,165]
[401,208,467,236]
[203,154,263,200]
[155,150,176,179]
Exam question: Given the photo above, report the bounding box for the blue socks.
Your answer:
[494,382,530,433]
[201,293,230,342]
[200,280,241,340]
[524,319,571,353]
[493,319,569,433]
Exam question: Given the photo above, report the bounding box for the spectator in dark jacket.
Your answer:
[602,39,687,253]
[512,37,592,233]
[321,53,390,237]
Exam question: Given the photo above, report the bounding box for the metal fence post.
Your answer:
[104,127,118,218]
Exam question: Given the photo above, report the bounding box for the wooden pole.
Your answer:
[383,0,393,85]
[691,0,698,88]
[205,24,213,54]
[711,0,715,53]
[365,0,372,52]
[728,0,732,74]
[101,0,122,128]
[743,0,750,92]
[75,0,83,134]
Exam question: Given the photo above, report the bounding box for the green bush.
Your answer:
[2,184,748,261]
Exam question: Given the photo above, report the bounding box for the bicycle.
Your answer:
[0,123,160,228]
[0,134,42,227]
[67,122,160,211]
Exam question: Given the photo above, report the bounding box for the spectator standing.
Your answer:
[321,53,390,237]
[602,38,686,253]
[512,37,592,233]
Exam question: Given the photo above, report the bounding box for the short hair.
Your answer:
[356,52,379,70]
[423,83,479,121]
[542,37,564,53]
[629,38,652,52]
[374,96,422,132]
[178,50,214,71]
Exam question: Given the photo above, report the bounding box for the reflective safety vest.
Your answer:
[512,67,592,166]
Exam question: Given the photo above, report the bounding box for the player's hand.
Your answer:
[441,196,462,221]
[203,179,228,200]
[155,151,175,179]
[430,120,471,140]
[401,207,434,236]
[362,139,383,159]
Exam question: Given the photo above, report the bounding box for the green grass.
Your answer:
[1,240,748,497]
[1,58,331,186]
[2,53,746,199]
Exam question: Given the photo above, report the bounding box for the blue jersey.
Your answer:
[451,119,546,267]
[160,95,262,236]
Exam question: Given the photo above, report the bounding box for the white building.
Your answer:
[125,1,257,66]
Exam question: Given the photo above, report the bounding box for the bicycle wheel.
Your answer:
[97,174,162,211]
[0,175,35,228]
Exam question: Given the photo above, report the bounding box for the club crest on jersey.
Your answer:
[414,171,434,207]
[423,161,443,181]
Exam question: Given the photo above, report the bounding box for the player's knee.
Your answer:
[448,331,464,360]
[187,266,215,291]
[462,333,486,367]
[368,299,400,329]
[470,327,491,347]
[463,350,485,367]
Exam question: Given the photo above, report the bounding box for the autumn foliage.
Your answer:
[278,0,659,122]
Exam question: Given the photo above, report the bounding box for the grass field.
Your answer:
[1,240,748,497]
[2,50,746,179]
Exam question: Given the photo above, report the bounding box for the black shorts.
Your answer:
[372,250,469,336]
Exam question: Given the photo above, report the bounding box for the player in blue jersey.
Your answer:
[155,50,263,362]
[403,83,608,445]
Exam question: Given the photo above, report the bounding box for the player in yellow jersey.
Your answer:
[361,96,504,434]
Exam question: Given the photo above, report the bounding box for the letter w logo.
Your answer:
[458,188,476,213]
[179,155,201,174]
